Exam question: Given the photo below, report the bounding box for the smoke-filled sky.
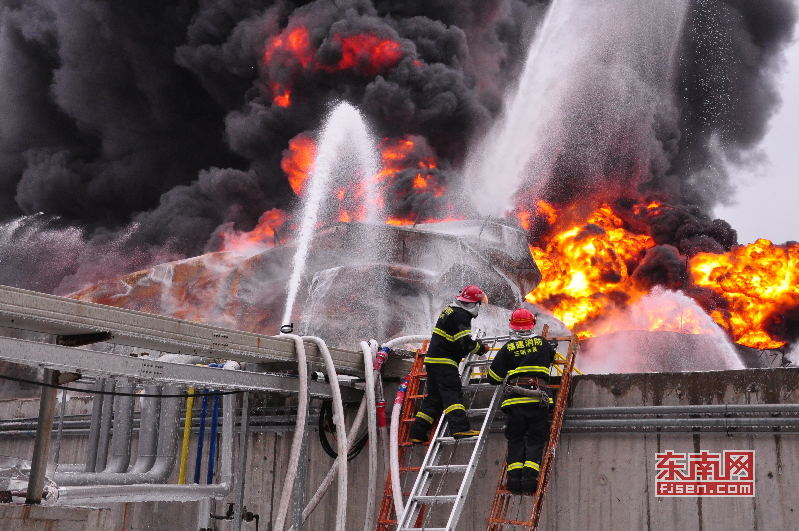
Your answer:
[0,0,796,294]
[716,35,799,245]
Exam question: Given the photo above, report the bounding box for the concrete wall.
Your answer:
[1,368,797,530]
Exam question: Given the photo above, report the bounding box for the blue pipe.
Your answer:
[193,389,209,484]
[206,391,221,484]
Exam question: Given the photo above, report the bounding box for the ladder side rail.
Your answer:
[446,382,503,530]
[529,335,578,530]
[377,342,428,530]
[396,389,450,528]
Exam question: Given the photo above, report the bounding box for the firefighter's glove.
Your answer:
[478,340,489,354]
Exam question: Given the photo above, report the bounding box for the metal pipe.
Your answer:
[232,392,250,531]
[130,385,162,473]
[55,483,230,504]
[53,388,68,466]
[197,498,212,531]
[178,387,196,484]
[219,393,235,487]
[26,369,59,504]
[564,417,799,429]
[54,384,183,485]
[206,393,220,484]
[194,390,209,484]
[56,390,237,505]
[103,378,135,473]
[567,404,799,417]
[84,379,106,472]
[94,379,116,471]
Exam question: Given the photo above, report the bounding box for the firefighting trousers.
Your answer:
[504,405,550,480]
[410,363,470,439]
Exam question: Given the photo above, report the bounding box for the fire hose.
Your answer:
[382,335,427,518]
[272,334,308,531]
[297,341,384,529]
[504,384,550,403]
[297,335,423,529]
[301,336,348,531]
[298,400,366,528]
[359,340,379,531]
[389,377,408,517]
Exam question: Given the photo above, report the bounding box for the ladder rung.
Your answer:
[467,408,489,416]
[465,360,489,366]
[399,528,447,531]
[400,466,421,472]
[464,383,494,390]
[488,519,533,526]
[436,436,477,445]
[424,464,468,473]
[412,494,458,504]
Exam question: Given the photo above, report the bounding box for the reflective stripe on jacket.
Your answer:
[424,305,479,366]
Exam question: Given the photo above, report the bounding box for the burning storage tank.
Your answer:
[72,219,540,349]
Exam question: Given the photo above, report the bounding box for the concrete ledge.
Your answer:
[0,504,112,529]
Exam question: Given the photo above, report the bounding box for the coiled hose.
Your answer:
[318,401,368,461]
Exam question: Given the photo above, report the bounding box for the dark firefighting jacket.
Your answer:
[488,335,556,408]
[424,305,482,368]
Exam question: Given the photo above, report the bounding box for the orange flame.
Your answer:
[689,238,799,349]
[282,134,316,196]
[524,202,654,337]
[218,209,287,252]
[523,201,799,349]
[332,34,403,76]
[279,134,452,225]
[263,27,404,107]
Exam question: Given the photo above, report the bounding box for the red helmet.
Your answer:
[509,308,536,331]
[456,285,488,304]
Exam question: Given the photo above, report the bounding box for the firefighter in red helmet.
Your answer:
[410,285,489,442]
[488,308,557,495]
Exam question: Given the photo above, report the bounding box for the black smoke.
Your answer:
[0,0,795,293]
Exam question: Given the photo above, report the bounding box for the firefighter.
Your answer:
[488,308,557,495]
[410,285,489,443]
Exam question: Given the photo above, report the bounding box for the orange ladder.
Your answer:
[376,342,429,530]
[486,332,579,530]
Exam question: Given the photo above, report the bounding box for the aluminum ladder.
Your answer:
[396,340,504,531]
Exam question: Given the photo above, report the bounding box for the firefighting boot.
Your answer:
[410,414,433,444]
[451,429,480,439]
[521,469,539,495]
[506,471,524,495]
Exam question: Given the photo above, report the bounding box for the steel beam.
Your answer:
[0,284,409,377]
[0,336,358,400]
